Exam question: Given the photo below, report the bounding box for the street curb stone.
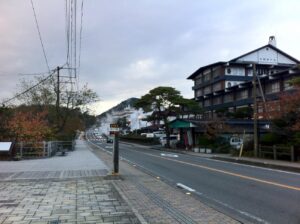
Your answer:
[112,182,148,224]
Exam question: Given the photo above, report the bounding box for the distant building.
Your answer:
[187,37,300,119]
[112,106,135,120]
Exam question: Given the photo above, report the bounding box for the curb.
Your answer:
[211,157,300,173]
[86,140,148,223]
[112,182,148,224]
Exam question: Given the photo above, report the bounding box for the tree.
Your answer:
[135,86,201,148]
[6,110,52,142]
[177,98,203,119]
[16,76,99,139]
[260,74,300,145]
[0,106,12,141]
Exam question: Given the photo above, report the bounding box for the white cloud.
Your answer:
[1,0,300,115]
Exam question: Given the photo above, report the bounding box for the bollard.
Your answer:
[113,133,119,175]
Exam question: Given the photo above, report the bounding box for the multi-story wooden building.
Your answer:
[187,37,300,119]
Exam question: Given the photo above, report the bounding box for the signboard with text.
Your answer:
[110,124,119,135]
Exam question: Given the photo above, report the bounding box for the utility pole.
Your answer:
[56,66,60,113]
[253,63,258,157]
[56,66,62,128]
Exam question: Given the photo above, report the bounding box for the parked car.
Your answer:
[159,135,178,147]
[229,137,243,149]
[106,137,113,143]
[153,131,166,138]
[140,133,147,137]
[146,133,154,138]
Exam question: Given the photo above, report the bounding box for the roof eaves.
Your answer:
[230,44,300,64]
[187,61,226,80]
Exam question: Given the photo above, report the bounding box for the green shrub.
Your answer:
[120,135,160,145]
[197,136,213,147]
[260,133,282,145]
[197,135,231,153]
[292,132,300,147]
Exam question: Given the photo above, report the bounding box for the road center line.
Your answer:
[129,149,300,192]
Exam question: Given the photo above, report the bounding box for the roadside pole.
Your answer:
[239,129,246,158]
[113,132,119,174]
[110,123,119,175]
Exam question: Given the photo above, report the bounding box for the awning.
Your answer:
[169,120,197,129]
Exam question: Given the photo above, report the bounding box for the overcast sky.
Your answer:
[1,0,300,115]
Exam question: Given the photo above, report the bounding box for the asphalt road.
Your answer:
[87,134,300,224]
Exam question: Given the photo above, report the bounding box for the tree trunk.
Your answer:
[164,117,171,148]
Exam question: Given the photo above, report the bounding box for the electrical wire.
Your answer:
[77,0,84,91]
[30,0,51,73]
[74,0,77,79]
[1,70,56,105]
[65,0,70,64]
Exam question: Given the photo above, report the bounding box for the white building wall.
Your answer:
[236,47,296,65]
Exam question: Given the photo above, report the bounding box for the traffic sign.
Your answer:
[110,124,120,132]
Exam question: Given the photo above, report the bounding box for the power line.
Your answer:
[70,0,73,73]
[1,71,55,105]
[30,0,51,73]
[74,0,77,79]
[65,0,70,64]
[77,0,84,90]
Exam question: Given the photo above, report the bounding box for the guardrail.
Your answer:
[259,145,295,162]
[15,141,75,159]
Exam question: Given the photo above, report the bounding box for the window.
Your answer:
[195,76,202,85]
[213,82,222,92]
[227,67,245,76]
[284,80,293,90]
[224,94,233,103]
[204,99,211,107]
[196,90,202,97]
[247,69,253,76]
[266,82,280,94]
[212,67,222,79]
[213,97,221,105]
[204,74,211,82]
[204,86,211,94]
[236,90,248,100]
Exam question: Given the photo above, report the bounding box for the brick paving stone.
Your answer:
[0,177,141,224]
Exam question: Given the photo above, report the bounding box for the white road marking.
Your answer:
[160,153,178,158]
[176,183,195,192]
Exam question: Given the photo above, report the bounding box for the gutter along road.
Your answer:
[87,134,300,224]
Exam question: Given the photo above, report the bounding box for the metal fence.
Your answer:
[14,141,75,159]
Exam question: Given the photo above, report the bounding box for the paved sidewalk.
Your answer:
[0,178,141,224]
[0,140,143,224]
[0,140,108,180]
[0,139,240,223]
